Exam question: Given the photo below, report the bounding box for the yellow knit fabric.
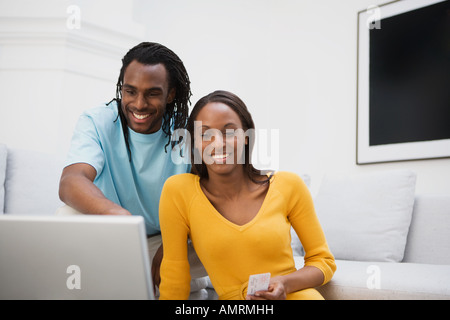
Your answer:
[159,171,336,300]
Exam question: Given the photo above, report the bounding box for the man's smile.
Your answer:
[132,112,151,120]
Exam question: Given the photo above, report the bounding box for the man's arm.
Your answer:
[59,163,131,216]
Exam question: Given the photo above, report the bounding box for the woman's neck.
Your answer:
[201,167,250,200]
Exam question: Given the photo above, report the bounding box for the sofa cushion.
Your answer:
[4,147,64,215]
[294,257,450,300]
[403,194,450,265]
[0,144,7,213]
[314,170,416,262]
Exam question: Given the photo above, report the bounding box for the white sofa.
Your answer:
[0,144,64,216]
[292,170,450,299]
[1,144,450,299]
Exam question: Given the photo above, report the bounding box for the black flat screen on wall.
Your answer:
[369,0,450,146]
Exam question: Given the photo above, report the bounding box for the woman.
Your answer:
[159,90,335,300]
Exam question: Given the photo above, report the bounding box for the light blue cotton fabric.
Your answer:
[66,101,190,234]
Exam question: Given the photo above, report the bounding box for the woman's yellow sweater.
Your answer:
[159,171,336,300]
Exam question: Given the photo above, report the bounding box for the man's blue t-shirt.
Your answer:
[66,101,190,235]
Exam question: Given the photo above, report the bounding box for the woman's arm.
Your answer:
[249,172,336,300]
[158,177,192,300]
[247,266,324,300]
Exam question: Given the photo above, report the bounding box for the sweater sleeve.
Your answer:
[158,175,192,299]
[285,173,336,285]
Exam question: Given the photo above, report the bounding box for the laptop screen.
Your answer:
[0,215,154,300]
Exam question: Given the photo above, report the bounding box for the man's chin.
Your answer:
[127,118,163,134]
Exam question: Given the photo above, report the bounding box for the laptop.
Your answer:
[0,215,155,300]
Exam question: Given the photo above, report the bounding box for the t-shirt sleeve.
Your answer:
[65,113,105,177]
[158,175,191,299]
[285,172,336,285]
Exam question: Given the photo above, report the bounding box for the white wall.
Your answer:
[0,0,144,156]
[1,0,449,195]
[133,0,450,195]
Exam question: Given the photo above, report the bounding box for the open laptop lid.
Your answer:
[0,215,154,300]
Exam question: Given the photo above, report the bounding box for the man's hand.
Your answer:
[152,244,163,292]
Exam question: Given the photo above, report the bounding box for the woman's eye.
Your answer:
[201,132,211,139]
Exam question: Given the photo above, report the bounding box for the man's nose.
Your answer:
[134,94,148,110]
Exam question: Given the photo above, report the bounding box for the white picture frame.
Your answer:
[356,0,450,164]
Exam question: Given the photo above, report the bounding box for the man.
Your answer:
[58,42,205,292]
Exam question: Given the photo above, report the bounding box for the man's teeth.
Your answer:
[133,112,150,120]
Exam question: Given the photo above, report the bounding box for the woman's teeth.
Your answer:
[212,154,229,160]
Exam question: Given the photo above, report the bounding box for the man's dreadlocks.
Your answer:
[109,42,191,161]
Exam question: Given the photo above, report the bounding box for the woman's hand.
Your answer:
[151,244,163,293]
[245,266,325,300]
[246,276,287,300]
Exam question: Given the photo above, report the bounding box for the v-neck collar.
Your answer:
[194,174,276,231]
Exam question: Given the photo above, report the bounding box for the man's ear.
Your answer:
[167,88,176,104]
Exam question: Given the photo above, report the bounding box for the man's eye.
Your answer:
[147,92,160,98]
[125,90,135,95]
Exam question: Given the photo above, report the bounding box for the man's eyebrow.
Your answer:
[122,84,164,92]
[147,87,164,92]
[122,84,136,89]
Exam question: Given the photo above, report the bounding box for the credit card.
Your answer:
[247,272,271,295]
